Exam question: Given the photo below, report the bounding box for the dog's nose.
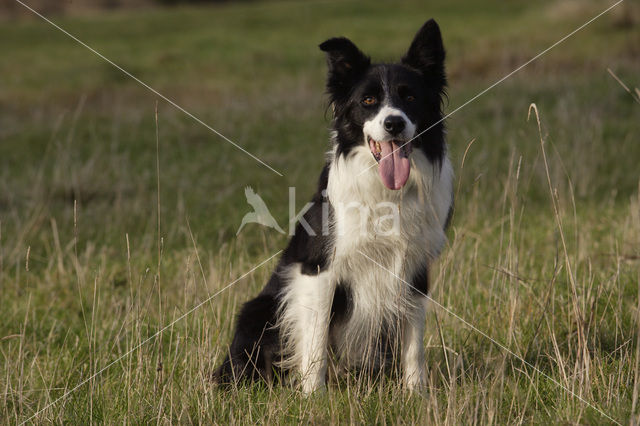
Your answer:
[383,115,405,136]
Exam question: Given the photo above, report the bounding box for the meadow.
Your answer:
[1,0,639,423]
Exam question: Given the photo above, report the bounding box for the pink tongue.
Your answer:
[378,141,410,190]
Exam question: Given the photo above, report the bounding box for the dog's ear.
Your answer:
[319,37,370,101]
[402,19,446,90]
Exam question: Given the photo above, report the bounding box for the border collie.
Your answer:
[214,19,453,393]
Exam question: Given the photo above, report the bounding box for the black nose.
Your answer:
[383,115,405,135]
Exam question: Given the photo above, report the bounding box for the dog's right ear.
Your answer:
[319,37,370,102]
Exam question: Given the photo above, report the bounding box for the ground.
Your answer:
[1,0,639,423]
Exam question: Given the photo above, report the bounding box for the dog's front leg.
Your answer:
[281,266,334,393]
[402,298,427,391]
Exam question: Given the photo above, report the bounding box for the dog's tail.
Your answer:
[212,294,282,385]
[212,354,240,385]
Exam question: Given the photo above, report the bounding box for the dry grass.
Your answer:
[3,100,638,423]
[1,0,639,423]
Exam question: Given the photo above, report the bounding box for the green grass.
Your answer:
[1,0,639,423]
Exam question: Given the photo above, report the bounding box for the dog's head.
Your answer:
[320,19,447,190]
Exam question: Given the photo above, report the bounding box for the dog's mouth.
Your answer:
[368,136,413,190]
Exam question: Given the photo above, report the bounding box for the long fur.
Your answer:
[214,19,453,393]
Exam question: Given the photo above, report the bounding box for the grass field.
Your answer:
[1,0,640,423]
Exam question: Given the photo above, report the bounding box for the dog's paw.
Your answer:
[403,370,426,393]
[298,371,327,395]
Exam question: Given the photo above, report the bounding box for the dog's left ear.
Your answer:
[402,19,446,90]
[319,37,371,102]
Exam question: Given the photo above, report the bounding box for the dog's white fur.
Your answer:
[278,115,453,393]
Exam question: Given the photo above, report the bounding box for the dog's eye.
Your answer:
[362,96,377,106]
[406,94,415,102]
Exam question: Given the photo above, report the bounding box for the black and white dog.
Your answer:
[214,19,453,393]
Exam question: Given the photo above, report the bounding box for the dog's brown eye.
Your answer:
[406,95,415,102]
[362,96,377,106]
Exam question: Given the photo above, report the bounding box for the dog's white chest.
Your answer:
[323,147,453,363]
[326,146,453,285]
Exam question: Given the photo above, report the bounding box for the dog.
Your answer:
[214,19,453,393]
